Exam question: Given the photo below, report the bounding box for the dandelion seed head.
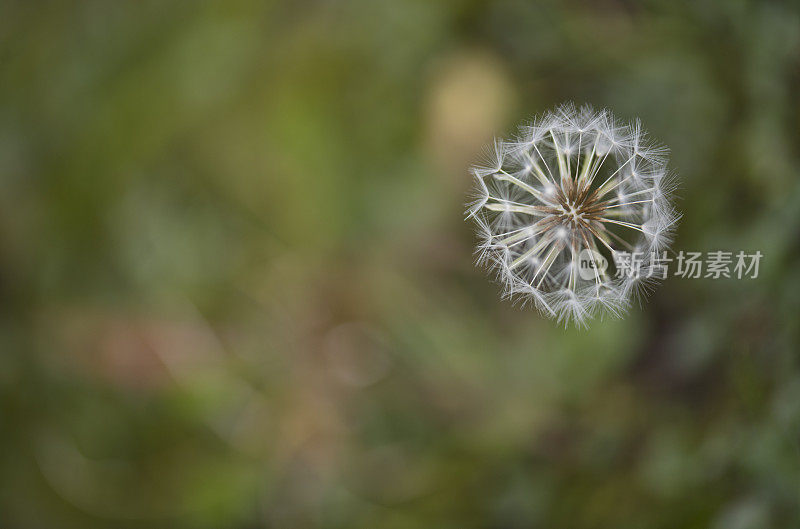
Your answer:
[466,103,679,326]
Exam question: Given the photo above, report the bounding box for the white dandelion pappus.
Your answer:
[466,103,679,327]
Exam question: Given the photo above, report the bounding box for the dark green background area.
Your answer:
[1,1,799,528]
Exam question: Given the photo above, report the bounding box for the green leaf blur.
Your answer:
[1,1,799,528]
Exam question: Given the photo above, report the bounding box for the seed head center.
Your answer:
[556,185,602,229]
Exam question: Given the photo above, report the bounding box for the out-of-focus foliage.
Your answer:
[1,1,800,528]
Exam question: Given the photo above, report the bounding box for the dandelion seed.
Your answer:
[467,103,680,326]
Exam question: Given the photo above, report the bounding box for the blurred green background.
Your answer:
[2,1,800,528]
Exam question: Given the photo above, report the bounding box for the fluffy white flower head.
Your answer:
[467,103,679,327]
